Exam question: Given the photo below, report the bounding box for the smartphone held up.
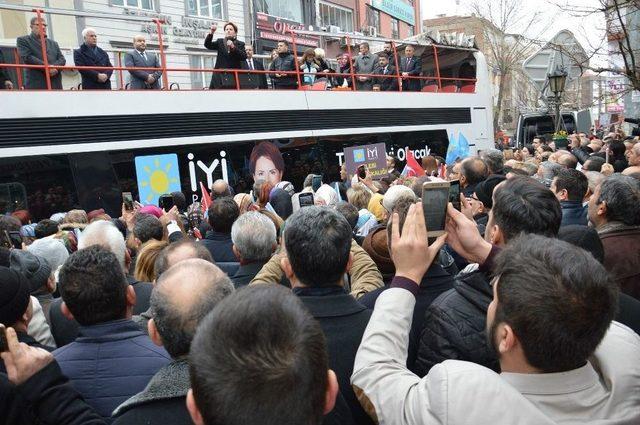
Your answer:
[422,181,450,238]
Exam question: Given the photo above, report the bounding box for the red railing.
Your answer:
[0,8,477,93]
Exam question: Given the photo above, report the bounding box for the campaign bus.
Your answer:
[0,6,494,219]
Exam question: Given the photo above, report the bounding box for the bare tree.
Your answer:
[469,0,554,130]
[551,0,639,93]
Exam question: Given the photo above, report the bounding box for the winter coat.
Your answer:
[53,319,171,423]
[413,270,499,377]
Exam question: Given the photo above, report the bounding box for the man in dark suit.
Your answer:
[0,50,13,89]
[373,53,398,91]
[16,17,66,89]
[283,207,374,425]
[240,45,267,89]
[203,21,247,89]
[73,28,112,90]
[400,44,422,91]
[124,35,162,89]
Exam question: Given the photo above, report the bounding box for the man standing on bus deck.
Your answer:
[73,28,113,90]
[125,35,162,90]
[16,17,66,90]
[400,45,422,92]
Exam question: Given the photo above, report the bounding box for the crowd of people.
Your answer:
[1,127,639,425]
[1,18,450,92]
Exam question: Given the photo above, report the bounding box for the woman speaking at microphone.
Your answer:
[204,21,247,89]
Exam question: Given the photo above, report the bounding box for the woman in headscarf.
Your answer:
[233,193,253,215]
[367,193,386,223]
[269,188,293,220]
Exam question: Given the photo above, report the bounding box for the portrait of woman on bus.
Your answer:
[249,142,285,186]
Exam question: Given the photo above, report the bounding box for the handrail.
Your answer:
[0,5,478,93]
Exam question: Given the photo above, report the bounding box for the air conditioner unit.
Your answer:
[328,25,341,33]
[364,26,377,37]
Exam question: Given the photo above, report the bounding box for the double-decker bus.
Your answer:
[0,5,493,219]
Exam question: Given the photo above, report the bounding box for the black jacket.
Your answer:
[269,52,297,88]
[1,362,106,425]
[73,43,113,90]
[560,200,588,227]
[0,50,11,86]
[199,231,237,263]
[203,34,247,89]
[231,260,267,289]
[360,264,454,372]
[240,57,267,89]
[414,270,500,377]
[112,359,191,425]
[295,286,371,425]
[48,277,154,347]
[373,65,398,91]
[399,55,422,91]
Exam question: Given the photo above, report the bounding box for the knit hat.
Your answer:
[362,225,395,277]
[558,225,605,264]
[139,205,164,218]
[367,193,386,223]
[9,249,52,293]
[27,238,69,272]
[0,266,31,326]
[473,175,507,209]
[20,224,37,238]
[383,185,417,212]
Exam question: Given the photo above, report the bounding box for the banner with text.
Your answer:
[344,143,388,180]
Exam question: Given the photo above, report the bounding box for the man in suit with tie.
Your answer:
[73,28,113,90]
[373,53,398,92]
[16,17,66,89]
[124,35,162,90]
[400,45,422,92]
[240,45,267,89]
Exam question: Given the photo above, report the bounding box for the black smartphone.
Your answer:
[299,192,315,208]
[448,180,461,211]
[0,324,8,352]
[122,192,134,211]
[357,165,367,179]
[312,175,322,192]
[422,181,450,237]
[3,230,22,250]
[159,194,175,211]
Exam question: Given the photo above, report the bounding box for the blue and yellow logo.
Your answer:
[353,149,365,163]
[135,154,181,206]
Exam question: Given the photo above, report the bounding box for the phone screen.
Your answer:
[312,175,322,192]
[357,165,367,179]
[448,180,461,211]
[159,195,175,211]
[422,182,450,237]
[299,193,315,207]
[3,230,22,250]
[122,192,134,211]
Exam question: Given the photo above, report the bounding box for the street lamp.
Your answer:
[547,66,568,133]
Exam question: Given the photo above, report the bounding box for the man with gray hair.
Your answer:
[231,211,277,288]
[16,16,65,89]
[112,259,234,425]
[588,175,640,299]
[480,149,504,175]
[536,161,562,186]
[584,171,605,201]
[74,27,113,89]
[49,221,153,347]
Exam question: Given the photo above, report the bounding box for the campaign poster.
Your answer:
[344,143,388,180]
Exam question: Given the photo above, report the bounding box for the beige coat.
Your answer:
[250,240,383,299]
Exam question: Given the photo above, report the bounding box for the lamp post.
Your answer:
[547,66,568,133]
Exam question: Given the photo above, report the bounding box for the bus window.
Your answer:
[0,183,27,215]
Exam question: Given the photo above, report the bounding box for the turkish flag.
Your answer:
[200,182,212,214]
[405,149,425,177]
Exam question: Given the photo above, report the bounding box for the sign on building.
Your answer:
[371,0,415,25]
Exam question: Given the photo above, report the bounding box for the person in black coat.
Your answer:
[399,44,422,91]
[269,40,298,90]
[73,28,112,90]
[284,207,372,425]
[16,17,66,90]
[203,21,247,89]
[0,50,14,89]
[239,44,267,89]
[372,53,398,92]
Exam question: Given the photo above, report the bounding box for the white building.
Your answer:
[0,0,249,89]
